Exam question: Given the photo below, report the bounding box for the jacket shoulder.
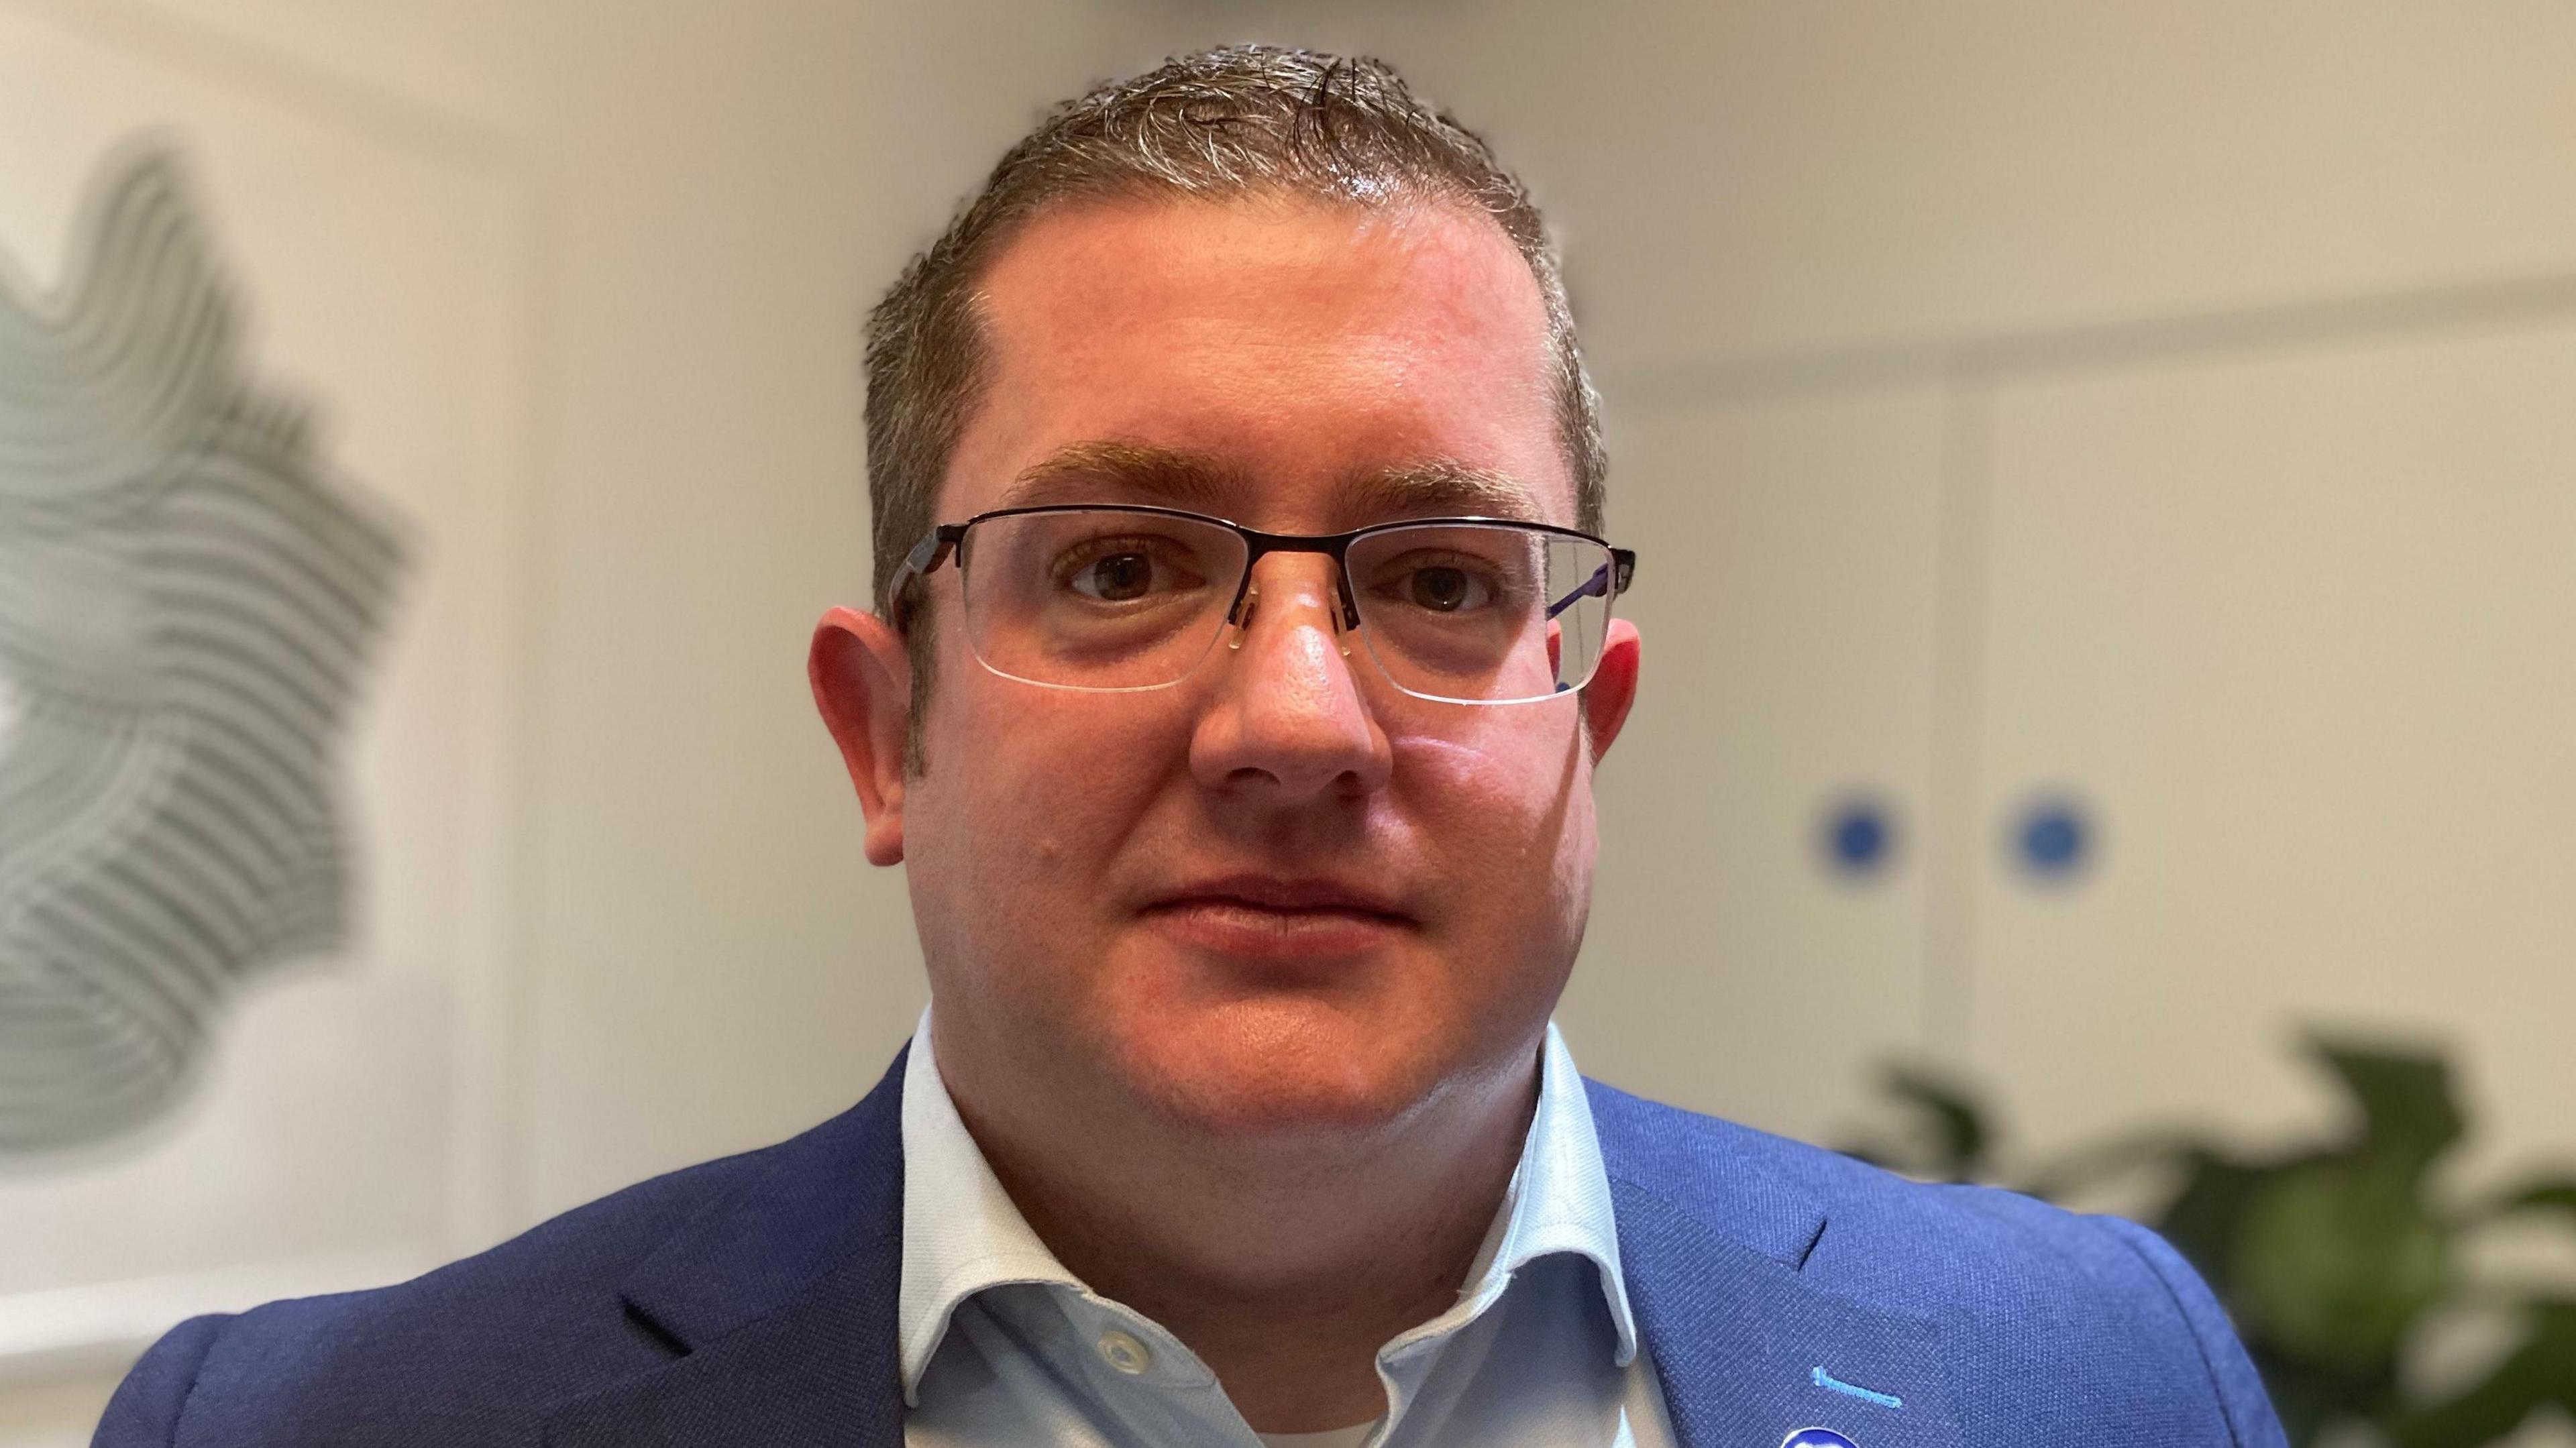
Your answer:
[1586,1078,2286,1447]
[1589,1073,2165,1276]
[93,1141,778,1448]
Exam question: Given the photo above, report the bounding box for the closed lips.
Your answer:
[1145,877,1411,921]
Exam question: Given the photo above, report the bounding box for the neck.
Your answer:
[935,1021,1542,1435]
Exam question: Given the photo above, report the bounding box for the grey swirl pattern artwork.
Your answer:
[0,147,410,1150]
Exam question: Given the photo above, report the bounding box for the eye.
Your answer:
[1075,551,1155,602]
[1372,554,1501,615]
[1053,534,1208,604]
[1407,565,1485,613]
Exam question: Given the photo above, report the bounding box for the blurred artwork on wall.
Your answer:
[1,0,531,1372]
[0,146,411,1152]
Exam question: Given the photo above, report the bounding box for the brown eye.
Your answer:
[1409,566,1474,612]
[1079,552,1155,602]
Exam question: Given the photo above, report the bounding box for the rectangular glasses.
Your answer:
[892,504,1636,706]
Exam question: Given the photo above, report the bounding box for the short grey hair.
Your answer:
[862,44,1604,765]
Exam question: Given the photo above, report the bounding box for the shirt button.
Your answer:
[1095,1328,1153,1376]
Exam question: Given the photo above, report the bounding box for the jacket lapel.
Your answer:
[540,1053,1960,1448]
[543,1048,913,1448]
[1590,1082,1961,1448]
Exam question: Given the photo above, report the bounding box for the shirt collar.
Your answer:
[895,1004,1083,1402]
[896,1005,1640,1401]
[1406,1017,1640,1367]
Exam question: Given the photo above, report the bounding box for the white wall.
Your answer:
[11,2,2576,1442]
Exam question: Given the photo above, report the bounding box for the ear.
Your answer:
[808,606,913,866]
[1580,618,1641,764]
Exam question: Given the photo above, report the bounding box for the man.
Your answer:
[97,46,2285,1448]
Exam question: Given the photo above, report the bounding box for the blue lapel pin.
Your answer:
[1780,1431,1860,1448]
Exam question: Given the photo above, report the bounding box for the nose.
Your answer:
[1187,552,1393,801]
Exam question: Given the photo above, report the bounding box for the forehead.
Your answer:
[946,193,1569,529]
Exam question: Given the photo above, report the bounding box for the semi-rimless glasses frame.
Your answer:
[890,503,1638,706]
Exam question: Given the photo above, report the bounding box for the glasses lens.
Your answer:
[1346,523,1616,704]
[957,508,1246,690]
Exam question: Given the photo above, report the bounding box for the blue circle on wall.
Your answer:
[2012,795,2094,882]
[1821,796,1896,880]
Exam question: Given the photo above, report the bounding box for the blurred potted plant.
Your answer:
[1841,1038,2576,1447]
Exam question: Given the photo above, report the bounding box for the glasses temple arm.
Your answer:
[890,524,969,628]
[1546,561,1611,620]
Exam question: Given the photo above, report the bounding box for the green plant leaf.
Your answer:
[1876,1062,1992,1181]
[2234,1158,2450,1374]
[2260,1355,2393,1448]
[2155,1147,2280,1289]
[2463,1178,2576,1229]
[2385,1300,2576,1448]
[2308,1036,2464,1180]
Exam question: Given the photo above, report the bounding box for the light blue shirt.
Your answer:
[898,1007,1678,1448]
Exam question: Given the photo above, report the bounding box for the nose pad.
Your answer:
[1226,583,1353,657]
[1227,583,1254,647]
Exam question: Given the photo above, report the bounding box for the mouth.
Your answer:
[1139,875,1416,962]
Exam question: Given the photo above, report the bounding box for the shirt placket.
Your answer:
[1050,1286,1270,1448]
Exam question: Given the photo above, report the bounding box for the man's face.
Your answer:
[841,195,1638,1141]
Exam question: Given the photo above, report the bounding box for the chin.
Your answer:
[1108,995,1449,1142]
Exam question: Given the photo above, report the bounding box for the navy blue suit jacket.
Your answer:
[97,1048,2286,1447]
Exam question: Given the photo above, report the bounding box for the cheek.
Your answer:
[1391,715,1595,926]
[926,679,1187,890]
[908,688,1192,1025]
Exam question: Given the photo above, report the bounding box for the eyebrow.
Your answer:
[1333,459,1547,524]
[999,441,1241,511]
[996,441,1549,526]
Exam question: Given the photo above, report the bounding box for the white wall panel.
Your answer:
[1117,0,2576,376]
[1566,389,1946,1146]
[1971,321,2576,1175]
